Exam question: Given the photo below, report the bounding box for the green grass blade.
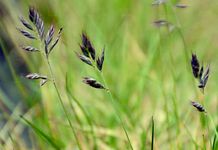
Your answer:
[151,116,154,150]
[65,74,98,150]
[20,115,62,150]
[212,134,217,150]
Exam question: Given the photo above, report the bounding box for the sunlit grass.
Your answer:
[0,0,218,149]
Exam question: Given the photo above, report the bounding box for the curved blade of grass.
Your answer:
[43,53,82,150]
[98,71,133,150]
[151,116,154,150]
[65,74,98,150]
[212,134,217,150]
[207,114,218,150]
[20,115,62,150]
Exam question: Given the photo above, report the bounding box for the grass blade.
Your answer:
[151,116,154,150]
[65,74,98,150]
[212,134,217,150]
[20,115,62,150]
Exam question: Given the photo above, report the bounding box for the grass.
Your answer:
[0,0,218,149]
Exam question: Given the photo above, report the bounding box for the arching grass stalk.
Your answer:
[163,2,190,63]
[77,32,133,149]
[65,75,98,150]
[44,56,82,150]
[97,70,134,150]
[17,7,82,149]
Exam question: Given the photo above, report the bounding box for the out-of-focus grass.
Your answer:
[1,0,218,149]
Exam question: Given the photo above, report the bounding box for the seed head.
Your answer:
[76,53,93,66]
[82,77,105,89]
[191,101,206,112]
[198,65,210,92]
[191,53,200,78]
[22,46,39,52]
[81,33,96,60]
[17,28,36,39]
[175,4,188,8]
[19,16,33,31]
[29,7,44,40]
[25,73,47,80]
[96,47,105,71]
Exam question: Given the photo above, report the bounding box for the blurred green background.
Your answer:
[0,0,218,149]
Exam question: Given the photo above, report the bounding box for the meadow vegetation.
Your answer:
[0,0,218,149]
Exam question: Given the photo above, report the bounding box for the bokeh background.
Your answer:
[0,0,218,149]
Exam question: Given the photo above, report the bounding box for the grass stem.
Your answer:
[45,57,82,150]
[98,71,133,150]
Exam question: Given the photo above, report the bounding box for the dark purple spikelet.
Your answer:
[96,47,105,71]
[17,28,36,39]
[45,25,55,54]
[83,77,105,89]
[29,7,44,40]
[80,45,89,57]
[76,53,93,66]
[191,101,206,112]
[191,53,200,78]
[19,16,33,30]
[29,7,35,23]
[199,66,204,80]
[49,27,63,54]
[82,33,89,48]
[45,25,55,46]
[198,65,210,91]
[81,33,96,60]
[88,46,96,60]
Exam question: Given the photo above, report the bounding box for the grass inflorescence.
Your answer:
[0,0,218,149]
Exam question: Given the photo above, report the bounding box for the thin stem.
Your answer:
[205,114,212,148]
[165,2,190,62]
[45,57,82,150]
[99,71,133,150]
[65,77,98,150]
